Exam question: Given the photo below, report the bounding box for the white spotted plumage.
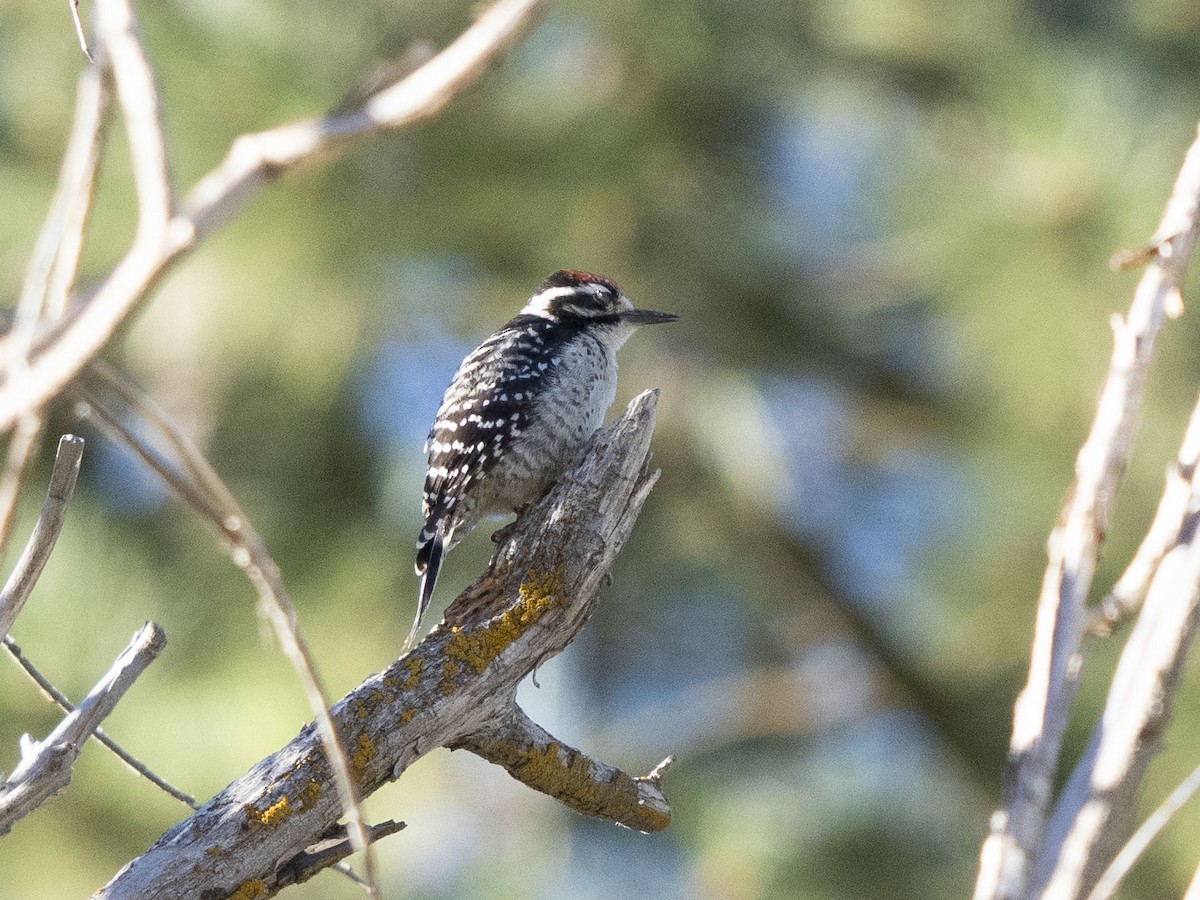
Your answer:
[406,270,677,648]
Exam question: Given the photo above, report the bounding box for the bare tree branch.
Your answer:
[22,59,111,328]
[974,119,1200,900]
[183,0,542,237]
[93,391,673,899]
[1083,759,1200,900]
[6,625,371,887]
[0,0,546,436]
[73,364,379,891]
[0,435,84,641]
[1032,524,1200,895]
[2,634,198,809]
[0,428,198,816]
[0,60,110,551]
[0,621,166,837]
[1088,384,1200,635]
[0,419,47,558]
[94,0,172,238]
[69,0,92,60]
[274,820,406,891]
[455,705,672,833]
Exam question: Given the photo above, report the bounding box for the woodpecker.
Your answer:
[409,270,677,647]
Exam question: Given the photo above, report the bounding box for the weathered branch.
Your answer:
[95,0,173,239]
[0,0,546,435]
[5,626,365,886]
[1032,520,1200,895]
[0,621,166,836]
[1088,383,1200,635]
[274,820,405,891]
[2,634,197,809]
[0,57,109,550]
[455,705,672,833]
[73,362,378,889]
[94,391,673,899]
[0,434,84,641]
[0,7,546,875]
[1084,759,1200,900]
[974,120,1200,900]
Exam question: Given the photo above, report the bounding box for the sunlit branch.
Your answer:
[1084,760,1200,900]
[0,435,84,642]
[68,0,92,60]
[0,61,110,553]
[2,635,198,809]
[0,622,166,837]
[73,368,379,891]
[974,119,1200,900]
[1088,384,1200,635]
[455,706,672,833]
[94,0,173,239]
[94,392,673,899]
[0,0,546,436]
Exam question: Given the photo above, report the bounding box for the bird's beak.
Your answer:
[619,307,679,325]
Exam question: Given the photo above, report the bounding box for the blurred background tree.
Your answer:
[3,0,1200,897]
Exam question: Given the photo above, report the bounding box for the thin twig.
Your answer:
[1034,536,1200,896]
[7,627,367,891]
[0,0,545,884]
[16,60,110,331]
[93,0,172,238]
[975,119,1200,900]
[183,0,543,237]
[0,418,46,557]
[0,0,546,435]
[42,68,111,323]
[74,371,379,893]
[1085,759,1200,900]
[82,361,239,510]
[0,435,84,641]
[69,0,92,60]
[276,821,406,890]
[2,635,197,809]
[1088,385,1200,635]
[0,61,110,553]
[0,622,166,836]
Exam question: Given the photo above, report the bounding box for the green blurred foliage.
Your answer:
[3,0,1200,897]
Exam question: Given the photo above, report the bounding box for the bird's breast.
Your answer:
[479,338,616,511]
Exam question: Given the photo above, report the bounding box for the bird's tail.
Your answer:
[407,525,444,650]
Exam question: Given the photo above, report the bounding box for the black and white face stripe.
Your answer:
[521,270,630,324]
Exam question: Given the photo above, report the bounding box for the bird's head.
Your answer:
[522,270,678,329]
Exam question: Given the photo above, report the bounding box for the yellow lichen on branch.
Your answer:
[297,779,321,810]
[245,796,292,829]
[245,779,321,828]
[229,879,268,900]
[402,656,423,688]
[444,567,565,675]
[92,392,669,895]
[482,736,671,833]
[351,733,375,775]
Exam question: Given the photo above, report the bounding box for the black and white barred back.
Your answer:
[408,270,677,647]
